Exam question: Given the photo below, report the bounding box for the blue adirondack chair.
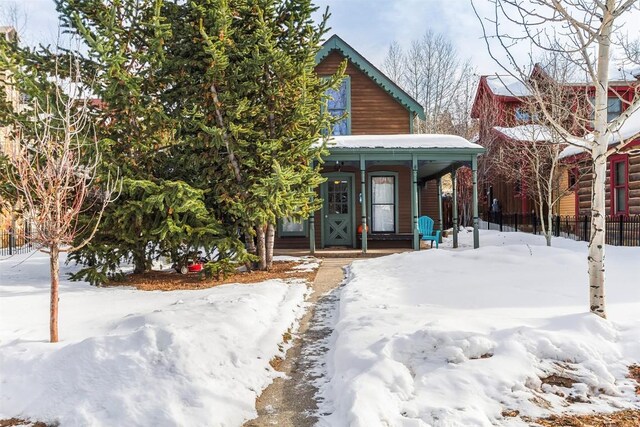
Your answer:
[418,216,441,249]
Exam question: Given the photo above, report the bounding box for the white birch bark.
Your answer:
[588,13,613,318]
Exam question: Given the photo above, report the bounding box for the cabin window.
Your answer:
[371,175,396,232]
[515,107,531,122]
[568,168,578,190]
[325,76,351,135]
[278,217,307,237]
[590,96,623,122]
[610,156,628,215]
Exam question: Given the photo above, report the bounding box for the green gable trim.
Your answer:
[316,35,426,121]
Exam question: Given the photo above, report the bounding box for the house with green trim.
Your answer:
[275,35,484,253]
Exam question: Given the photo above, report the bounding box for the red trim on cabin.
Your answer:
[609,153,629,216]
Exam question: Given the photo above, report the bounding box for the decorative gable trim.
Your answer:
[316,35,426,121]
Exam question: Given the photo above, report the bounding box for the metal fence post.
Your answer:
[619,215,624,246]
[8,228,14,256]
[583,215,588,242]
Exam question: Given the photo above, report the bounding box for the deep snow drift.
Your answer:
[0,252,311,426]
[317,230,640,427]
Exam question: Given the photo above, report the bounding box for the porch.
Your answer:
[277,134,485,254]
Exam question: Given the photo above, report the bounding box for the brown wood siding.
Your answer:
[420,180,442,229]
[626,150,640,215]
[575,152,640,216]
[315,52,411,135]
[275,165,418,249]
[576,165,593,216]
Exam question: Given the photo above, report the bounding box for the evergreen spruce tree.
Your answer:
[56,0,243,283]
[164,0,344,270]
[53,0,344,277]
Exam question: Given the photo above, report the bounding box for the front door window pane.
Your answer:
[328,180,349,214]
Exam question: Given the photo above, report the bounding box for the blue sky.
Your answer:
[3,0,639,76]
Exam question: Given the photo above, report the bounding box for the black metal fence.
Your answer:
[482,212,640,247]
[0,224,37,256]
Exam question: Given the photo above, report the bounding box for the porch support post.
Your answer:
[472,155,480,249]
[411,155,419,250]
[309,194,316,255]
[437,177,443,243]
[360,154,367,254]
[452,167,458,249]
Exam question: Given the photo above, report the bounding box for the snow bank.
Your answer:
[318,230,640,426]
[0,252,310,426]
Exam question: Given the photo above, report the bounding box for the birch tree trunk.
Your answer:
[588,14,613,319]
[49,245,60,343]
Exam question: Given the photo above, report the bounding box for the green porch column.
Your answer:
[472,155,480,249]
[360,154,367,254]
[411,155,419,250]
[452,167,458,249]
[437,177,443,243]
[309,194,316,255]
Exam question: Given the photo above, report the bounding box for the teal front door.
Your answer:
[324,176,353,246]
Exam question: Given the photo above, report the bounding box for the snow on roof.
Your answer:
[559,101,640,159]
[485,75,531,97]
[493,125,552,142]
[323,134,483,150]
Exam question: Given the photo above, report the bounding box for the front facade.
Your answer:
[275,35,484,253]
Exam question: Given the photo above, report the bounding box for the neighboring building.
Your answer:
[471,65,640,218]
[275,35,484,253]
[1,26,21,235]
[0,26,21,157]
[558,102,640,217]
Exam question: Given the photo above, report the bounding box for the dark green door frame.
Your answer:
[321,172,356,248]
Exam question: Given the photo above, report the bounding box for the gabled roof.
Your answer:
[316,35,426,120]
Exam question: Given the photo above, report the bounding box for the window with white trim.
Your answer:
[371,176,395,232]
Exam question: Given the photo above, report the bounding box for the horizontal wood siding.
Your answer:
[557,166,576,216]
[576,148,640,216]
[420,180,442,230]
[274,164,428,249]
[315,52,410,135]
[576,166,593,216]
[627,149,640,215]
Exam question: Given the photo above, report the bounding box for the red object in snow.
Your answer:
[188,262,204,273]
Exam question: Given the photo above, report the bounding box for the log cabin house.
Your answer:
[274,35,485,253]
[470,66,640,222]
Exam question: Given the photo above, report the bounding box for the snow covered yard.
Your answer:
[0,252,313,426]
[317,229,640,427]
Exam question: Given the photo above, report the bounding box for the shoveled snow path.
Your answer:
[244,258,354,427]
